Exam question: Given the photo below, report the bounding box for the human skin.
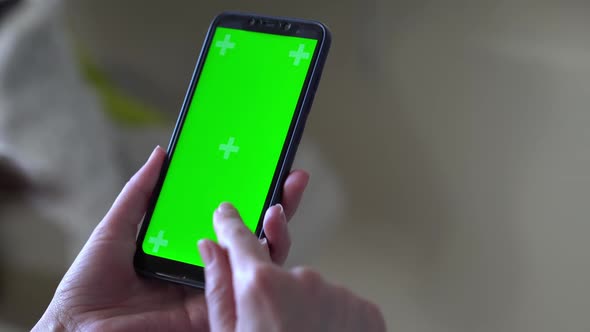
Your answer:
[33,146,309,331]
[200,202,387,332]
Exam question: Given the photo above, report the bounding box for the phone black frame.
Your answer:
[134,11,331,288]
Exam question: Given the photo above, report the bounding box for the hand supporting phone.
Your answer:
[134,12,331,288]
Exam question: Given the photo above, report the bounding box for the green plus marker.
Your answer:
[142,27,317,267]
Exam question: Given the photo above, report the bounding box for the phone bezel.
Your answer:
[133,11,331,288]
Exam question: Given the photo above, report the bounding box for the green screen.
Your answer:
[142,27,317,266]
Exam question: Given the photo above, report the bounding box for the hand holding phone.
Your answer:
[33,146,312,331]
[34,151,385,332]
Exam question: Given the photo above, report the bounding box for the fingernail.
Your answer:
[275,203,284,216]
[151,145,161,156]
[198,240,214,265]
[216,202,238,218]
[144,145,161,164]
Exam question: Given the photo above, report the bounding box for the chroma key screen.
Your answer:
[142,27,318,267]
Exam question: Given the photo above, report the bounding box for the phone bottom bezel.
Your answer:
[134,253,206,289]
[135,268,205,289]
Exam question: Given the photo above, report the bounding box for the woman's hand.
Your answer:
[33,146,310,331]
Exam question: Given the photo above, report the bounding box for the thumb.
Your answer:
[199,239,236,332]
[94,146,166,242]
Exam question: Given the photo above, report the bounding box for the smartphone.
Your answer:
[133,12,331,288]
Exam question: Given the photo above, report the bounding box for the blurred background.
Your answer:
[1,0,590,331]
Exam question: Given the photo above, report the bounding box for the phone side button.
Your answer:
[304,91,316,115]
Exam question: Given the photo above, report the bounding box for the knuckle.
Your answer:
[243,264,277,297]
[251,264,276,285]
[292,266,320,281]
[291,266,323,288]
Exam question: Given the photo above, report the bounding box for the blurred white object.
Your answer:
[0,0,121,264]
[0,0,122,327]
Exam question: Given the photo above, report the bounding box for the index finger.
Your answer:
[213,203,271,271]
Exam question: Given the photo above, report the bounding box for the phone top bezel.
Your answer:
[134,11,331,288]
